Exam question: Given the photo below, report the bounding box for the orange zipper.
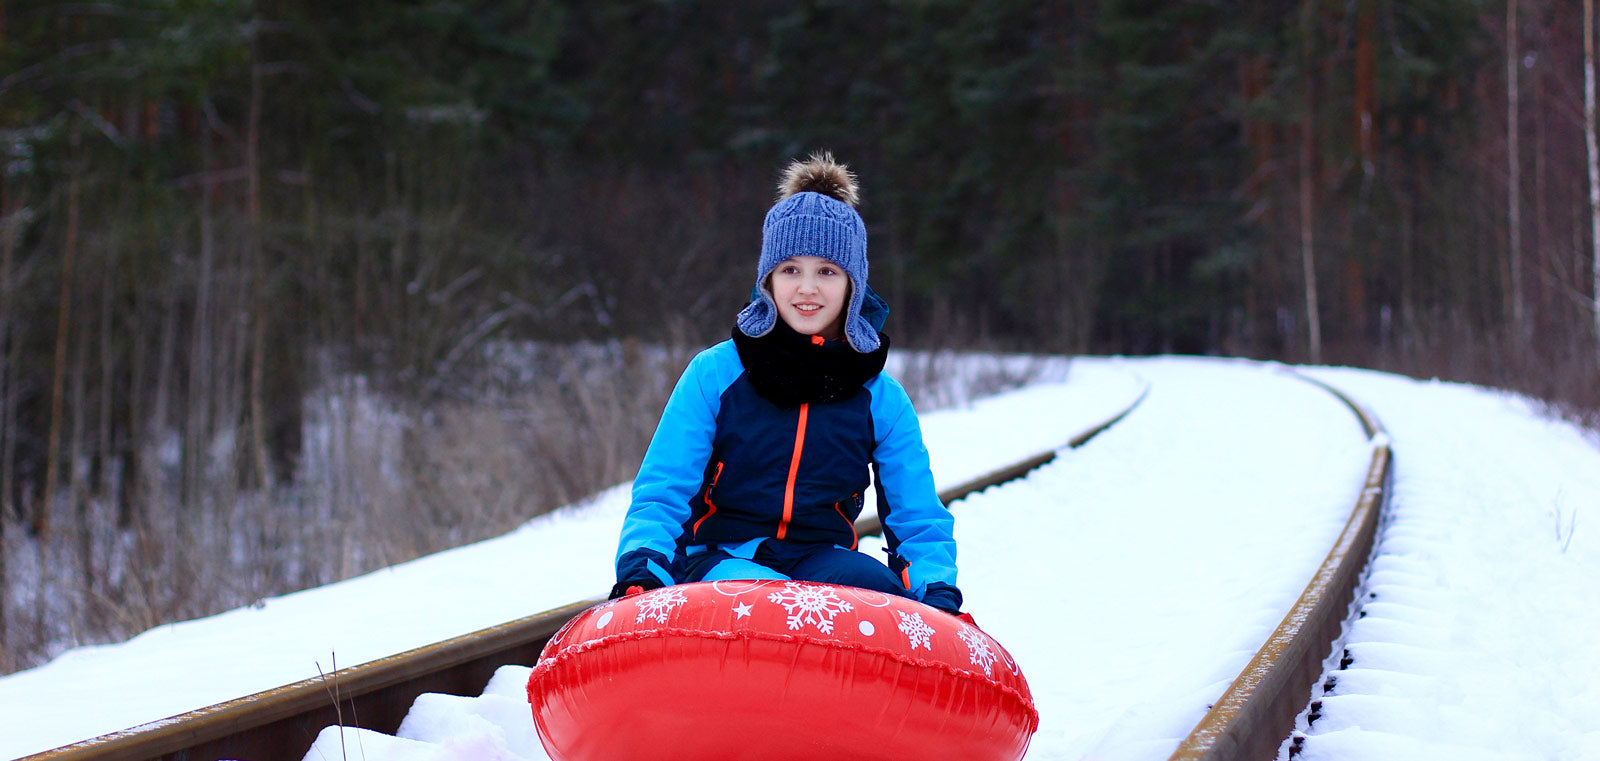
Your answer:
[777,403,809,540]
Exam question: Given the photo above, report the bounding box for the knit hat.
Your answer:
[735,152,880,353]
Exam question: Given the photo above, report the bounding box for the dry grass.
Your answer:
[0,340,693,675]
[891,349,1068,410]
[1333,318,1600,432]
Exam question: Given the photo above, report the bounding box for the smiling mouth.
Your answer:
[794,304,823,314]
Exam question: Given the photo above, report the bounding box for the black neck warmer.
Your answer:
[732,321,890,408]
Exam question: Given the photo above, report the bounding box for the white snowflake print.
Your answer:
[634,588,688,624]
[767,583,854,633]
[896,610,935,650]
[957,625,998,676]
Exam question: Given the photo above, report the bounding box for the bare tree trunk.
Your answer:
[1399,170,1416,346]
[186,115,217,514]
[1,173,17,524]
[1355,0,1376,177]
[41,145,82,538]
[1587,0,1600,352]
[1350,0,1378,344]
[121,296,144,530]
[1533,70,1548,312]
[70,270,91,601]
[97,261,114,502]
[1300,0,1323,364]
[147,263,181,526]
[0,168,11,663]
[1506,0,1525,332]
[246,18,272,490]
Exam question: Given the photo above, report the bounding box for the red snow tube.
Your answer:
[526,580,1038,761]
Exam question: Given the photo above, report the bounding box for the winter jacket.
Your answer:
[614,340,957,603]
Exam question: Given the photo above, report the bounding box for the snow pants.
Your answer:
[675,539,910,598]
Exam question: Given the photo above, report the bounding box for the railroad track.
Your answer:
[21,366,1389,761]
[1168,370,1392,760]
[20,375,1149,761]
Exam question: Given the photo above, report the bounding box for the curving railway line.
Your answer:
[19,363,1391,761]
[1169,373,1391,760]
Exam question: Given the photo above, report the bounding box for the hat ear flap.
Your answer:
[735,286,779,339]
[841,275,880,353]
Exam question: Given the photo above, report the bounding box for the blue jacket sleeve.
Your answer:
[615,343,739,587]
[867,374,958,601]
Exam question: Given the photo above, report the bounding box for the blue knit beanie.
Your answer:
[735,153,879,353]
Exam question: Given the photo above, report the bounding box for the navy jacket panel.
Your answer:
[689,376,875,548]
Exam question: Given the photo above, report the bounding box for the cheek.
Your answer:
[762,276,781,298]
[824,278,850,302]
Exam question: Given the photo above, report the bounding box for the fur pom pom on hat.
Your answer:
[735,152,879,353]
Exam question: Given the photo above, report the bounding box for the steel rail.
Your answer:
[20,376,1150,761]
[19,599,597,761]
[853,378,1149,538]
[1168,370,1392,761]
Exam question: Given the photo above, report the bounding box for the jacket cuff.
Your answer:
[617,548,675,588]
[920,582,963,615]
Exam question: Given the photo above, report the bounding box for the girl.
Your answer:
[610,153,962,615]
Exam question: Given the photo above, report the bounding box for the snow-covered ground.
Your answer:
[4,356,1598,761]
[1289,367,1600,761]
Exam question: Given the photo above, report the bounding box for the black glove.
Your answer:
[609,578,664,599]
[920,582,964,616]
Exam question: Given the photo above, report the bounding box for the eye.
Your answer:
[779,264,800,275]
[819,267,839,277]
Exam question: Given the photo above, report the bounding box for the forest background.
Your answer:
[2,0,1598,676]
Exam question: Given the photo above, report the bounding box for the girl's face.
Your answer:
[769,255,849,340]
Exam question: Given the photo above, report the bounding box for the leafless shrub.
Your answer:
[0,341,694,675]
[1345,311,1600,434]
[890,349,1068,411]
